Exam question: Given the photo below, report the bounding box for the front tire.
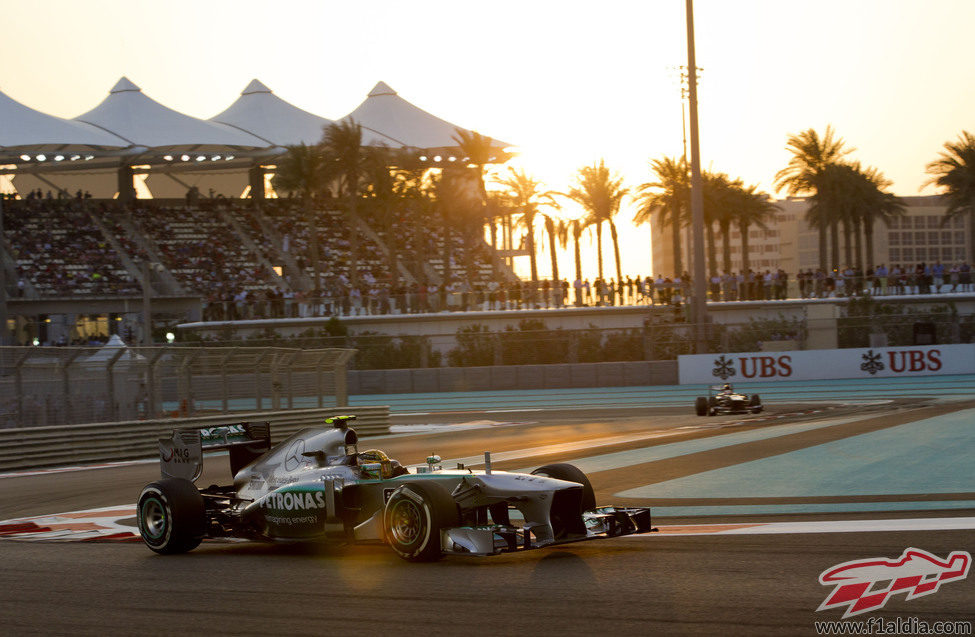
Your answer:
[137,478,205,554]
[695,396,707,416]
[531,463,596,539]
[531,463,596,512]
[383,481,458,562]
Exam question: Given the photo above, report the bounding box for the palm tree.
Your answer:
[565,160,628,285]
[432,168,485,288]
[452,129,512,279]
[774,126,853,269]
[735,185,778,274]
[702,172,738,275]
[494,167,560,288]
[271,143,335,291]
[391,150,433,284]
[633,156,688,276]
[858,165,904,269]
[361,146,403,284]
[925,131,975,262]
[807,162,903,272]
[562,217,590,305]
[540,210,565,286]
[427,170,457,287]
[807,164,852,269]
[324,120,368,288]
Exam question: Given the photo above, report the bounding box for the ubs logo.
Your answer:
[285,439,306,471]
[711,354,793,379]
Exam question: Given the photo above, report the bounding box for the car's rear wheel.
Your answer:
[750,394,763,413]
[383,481,458,562]
[695,396,708,416]
[137,478,205,554]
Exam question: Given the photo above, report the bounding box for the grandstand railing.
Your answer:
[195,277,975,322]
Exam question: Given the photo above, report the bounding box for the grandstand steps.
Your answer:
[218,207,290,291]
[420,259,443,285]
[249,206,312,290]
[487,242,520,284]
[87,210,157,295]
[348,212,416,285]
[115,212,184,295]
[0,235,37,299]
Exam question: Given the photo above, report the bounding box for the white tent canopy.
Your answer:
[209,80,397,149]
[0,87,128,158]
[75,77,272,154]
[1,79,515,198]
[339,81,511,152]
[210,79,335,147]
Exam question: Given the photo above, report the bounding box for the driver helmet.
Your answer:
[722,383,732,391]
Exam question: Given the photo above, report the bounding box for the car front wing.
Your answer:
[442,506,656,556]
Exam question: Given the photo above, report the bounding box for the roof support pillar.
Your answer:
[117,164,136,202]
[248,165,266,199]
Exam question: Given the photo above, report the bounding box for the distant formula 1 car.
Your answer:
[137,416,655,561]
[695,384,763,416]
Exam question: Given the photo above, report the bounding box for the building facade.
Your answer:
[650,195,971,278]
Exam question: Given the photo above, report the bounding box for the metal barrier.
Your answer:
[0,405,390,472]
[0,345,356,429]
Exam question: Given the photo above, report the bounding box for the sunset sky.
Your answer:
[2,0,974,279]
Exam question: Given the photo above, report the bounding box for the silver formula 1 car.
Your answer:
[694,384,763,416]
[137,416,655,561]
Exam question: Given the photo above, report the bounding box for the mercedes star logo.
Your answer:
[284,439,306,471]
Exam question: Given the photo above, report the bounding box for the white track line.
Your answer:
[628,516,975,537]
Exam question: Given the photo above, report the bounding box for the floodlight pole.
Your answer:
[0,194,7,345]
[685,0,709,352]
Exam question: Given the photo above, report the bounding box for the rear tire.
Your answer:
[383,481,458,562]
[695,397,707,416]
[750,394,763,413]
[137,478,205,554]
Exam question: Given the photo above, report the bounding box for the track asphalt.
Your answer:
[2,375,974,634]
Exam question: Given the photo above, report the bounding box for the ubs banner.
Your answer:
[678,344,975,384]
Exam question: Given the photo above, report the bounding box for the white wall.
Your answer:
[678,343,974,384]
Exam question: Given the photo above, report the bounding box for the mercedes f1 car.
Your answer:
[694,384,763,416]
[137,416,655,561]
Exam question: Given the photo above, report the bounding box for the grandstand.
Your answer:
[0,195,520,345]
[0,78,517,345]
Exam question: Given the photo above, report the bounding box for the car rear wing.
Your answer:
[159,422,271,482]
